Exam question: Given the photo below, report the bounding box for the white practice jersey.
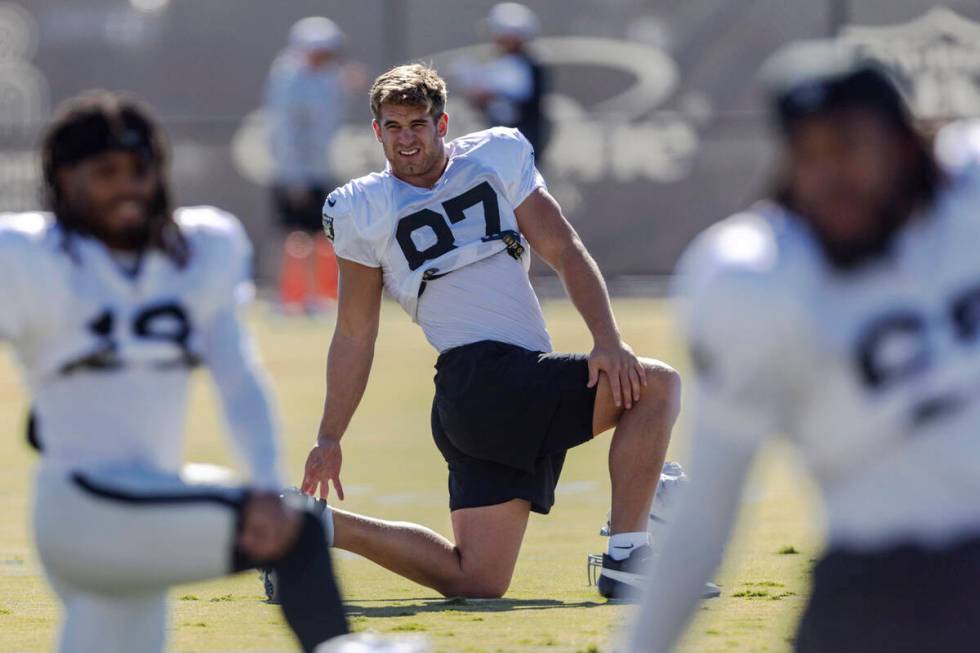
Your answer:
[676,125,980,550]
[0,207,283,488]
[323,126,552,353]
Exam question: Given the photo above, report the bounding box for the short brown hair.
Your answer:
[370,63,447,121]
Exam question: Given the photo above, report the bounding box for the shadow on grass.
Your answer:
[345,597,606,617]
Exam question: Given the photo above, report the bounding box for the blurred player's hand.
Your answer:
[302,438,345,501]
[238,492,301,561]
[587,340,647,410]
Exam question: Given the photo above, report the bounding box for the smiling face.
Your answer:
[373,103,449,188]
[57,149,160,251]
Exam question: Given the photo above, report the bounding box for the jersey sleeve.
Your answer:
[495,128,546,208]
[201,307,284,491]
[176,207,256,313]
[0,217,41,342]
[322,185,381,267]
[183,208,283,489]
[204,208,256,309]
[673,222,798,445]
[935,119,980,178]
[222,213,256,308]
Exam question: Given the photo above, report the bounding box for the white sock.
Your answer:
[321,504,335,548]
[608,531,650,561]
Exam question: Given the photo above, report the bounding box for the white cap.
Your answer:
[288,16,344,52]
[487,2,539,40]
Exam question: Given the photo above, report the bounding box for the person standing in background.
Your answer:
[458,3,551,160]
[265,17,353,315]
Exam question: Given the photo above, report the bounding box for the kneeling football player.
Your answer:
[298,63,683,600]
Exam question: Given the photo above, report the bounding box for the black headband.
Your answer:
[47,112,155,170]
[761,41,912,134]
[775,65,911,133]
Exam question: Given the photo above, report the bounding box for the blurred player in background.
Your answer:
[265,17,359,314]
[629,42,980,653]
[2,92,347,653]
[300,63,680,600]
[456,2,551,159]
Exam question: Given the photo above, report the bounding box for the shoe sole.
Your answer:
[597,571,722,601]
[599,568,647,588]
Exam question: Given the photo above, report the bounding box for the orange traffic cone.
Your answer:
[314,233,339,305]
[279,231,314,313]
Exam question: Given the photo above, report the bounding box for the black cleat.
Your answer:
[596,545,652,599]
[588,547,722,601]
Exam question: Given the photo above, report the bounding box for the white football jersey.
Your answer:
[0,207,280,486]
[676,127,980,550]
[323,127,551,352]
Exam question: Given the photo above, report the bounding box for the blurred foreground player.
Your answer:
[2,92,346,653]
[301,64,681,600]
[628,42,980,653]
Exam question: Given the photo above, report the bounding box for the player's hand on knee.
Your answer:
[238,492,301,562]
[588,340,647,410]
[301,438,345,501]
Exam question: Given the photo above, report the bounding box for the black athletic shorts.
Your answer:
[795,536,980,653]
[272,183,330,233]
[431,340,598,515]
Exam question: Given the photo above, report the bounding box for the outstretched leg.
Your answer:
[333,498,530,598]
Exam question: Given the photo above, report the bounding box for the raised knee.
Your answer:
[643,362,682,415]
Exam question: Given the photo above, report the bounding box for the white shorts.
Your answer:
[33,463,248,653]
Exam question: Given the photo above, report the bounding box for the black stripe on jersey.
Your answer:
[418,267,452,298]
[73,471,254,574]
[71,472,244,510]
[26,410,42,453]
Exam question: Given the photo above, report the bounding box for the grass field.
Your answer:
[0,298,823,653]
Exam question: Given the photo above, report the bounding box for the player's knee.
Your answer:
[641,361,682,420]
[441,570,511,599]
[457,576,510,599]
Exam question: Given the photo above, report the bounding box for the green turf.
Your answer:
[0,299,822,652]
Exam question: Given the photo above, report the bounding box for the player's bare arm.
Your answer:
[515,187,646,409]
[302,257,384,500]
